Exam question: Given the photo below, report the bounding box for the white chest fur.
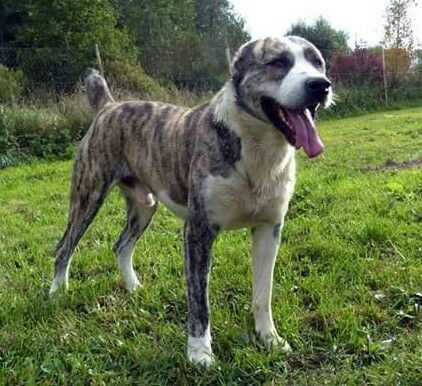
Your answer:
[205,155,296,230]
[206,85,297,230]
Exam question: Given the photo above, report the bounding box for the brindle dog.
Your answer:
[50,36,332,366]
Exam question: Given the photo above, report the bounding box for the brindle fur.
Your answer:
[50,37,332,367]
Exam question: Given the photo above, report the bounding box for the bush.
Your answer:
[17,0,136,90]
[0,65,25,103]
[0,106,75,162]
[0,106,19,167]
[330,49,383,86]
[106,60,168,99]
[324,86,385,117]
[322,74,422,119]
[55,91,93,140]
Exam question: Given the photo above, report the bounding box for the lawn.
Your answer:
[0,107,421,385]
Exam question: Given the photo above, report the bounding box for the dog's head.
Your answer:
[231,36,333,158]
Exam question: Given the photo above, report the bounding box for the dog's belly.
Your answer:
[204,173,292,230]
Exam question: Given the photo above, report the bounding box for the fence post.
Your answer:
[382,46,388,105]
[224,37,232,75]
[95,43,104,76]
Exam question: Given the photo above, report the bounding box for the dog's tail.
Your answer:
[84,68,115,112]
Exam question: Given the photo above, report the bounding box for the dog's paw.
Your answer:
[257,329,292,353]
[125,278,142,293]
[187,334,214,368]
[188,347,214,367]
[49,276,68,296]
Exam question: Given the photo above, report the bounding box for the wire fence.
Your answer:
[1,45,422,105]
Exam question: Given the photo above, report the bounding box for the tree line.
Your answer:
[0,0,419,92]
[0,0,250,90]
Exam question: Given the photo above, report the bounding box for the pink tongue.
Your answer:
[284,109,324,158]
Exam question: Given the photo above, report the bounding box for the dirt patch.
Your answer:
[364,158,422,172]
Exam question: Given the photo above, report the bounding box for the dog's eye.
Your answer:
[313,58,323,68]
[267,55,291,69]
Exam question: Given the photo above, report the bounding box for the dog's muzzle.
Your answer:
[305,78,331,105]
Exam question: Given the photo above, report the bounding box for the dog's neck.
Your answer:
[211,82,296,197]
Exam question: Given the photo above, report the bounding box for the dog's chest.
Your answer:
[204,168,294,230]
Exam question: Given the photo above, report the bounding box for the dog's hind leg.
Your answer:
[114,187,157,292]
[49,159,114,295]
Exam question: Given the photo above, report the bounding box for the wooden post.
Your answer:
[224,37,232,75]
[382,46,388,105]
[95,43,104,76]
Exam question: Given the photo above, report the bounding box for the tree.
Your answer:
[112,0,199,85]
[0,1,26,47]
[286,17,350,66]
[17,0,135,89]
[4,0,250,90]
[192,0,250,88]
[384,0,418,53]
[114,0,250,89]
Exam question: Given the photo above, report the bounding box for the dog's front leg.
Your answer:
[184,213,218,367]
[252,223,291,352]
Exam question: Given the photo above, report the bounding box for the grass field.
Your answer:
[1,107,422,385]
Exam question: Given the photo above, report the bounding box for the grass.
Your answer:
[0,107,422,385]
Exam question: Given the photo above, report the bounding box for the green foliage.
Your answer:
[0,106,71,159]
[1,0,250,91]
[16,0,136,88]
[0,108,421,384]
[0,64,24,102]
[323,73,422,118]
[114,0,249,89]
[106,60,167,99]
[0,106,19,167]
[0,0,26,46]
[287,17,350,66]
[0,93,93,166]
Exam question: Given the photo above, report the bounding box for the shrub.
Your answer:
[54,91,93,140]
[330,49,383,86]
[0,65,25,103]
[0,106,19,167]
[106,60,168,99]
[17,0,136,90]
[0,106,74,160]
[322,86,385,118]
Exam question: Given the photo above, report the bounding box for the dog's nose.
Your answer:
[306,78,331,96]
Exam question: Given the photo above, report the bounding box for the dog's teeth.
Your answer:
[279,109,291,127]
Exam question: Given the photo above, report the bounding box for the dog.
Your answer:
[49,36,332,366]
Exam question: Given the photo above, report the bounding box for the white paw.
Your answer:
[125,277,142,293]
[49,276,68,296]
[187,331,214,367]
[257,329,291,353]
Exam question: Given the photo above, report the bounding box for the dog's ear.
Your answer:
[231,41,255,86]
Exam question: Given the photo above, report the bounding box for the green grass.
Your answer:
[1,107,422,385]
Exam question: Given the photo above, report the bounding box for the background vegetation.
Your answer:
[0,0,422,166]
[0,1,421,167]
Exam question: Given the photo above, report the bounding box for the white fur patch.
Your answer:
[117,242,141,293]
[49,269,69,295]
[187,325,213,367]
[278,40,325,109]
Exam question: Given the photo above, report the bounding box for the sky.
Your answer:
[229,0,422,48]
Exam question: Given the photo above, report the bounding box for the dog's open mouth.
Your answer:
[260,97,324,158]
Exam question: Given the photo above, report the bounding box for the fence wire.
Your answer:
[1,45,422,104]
